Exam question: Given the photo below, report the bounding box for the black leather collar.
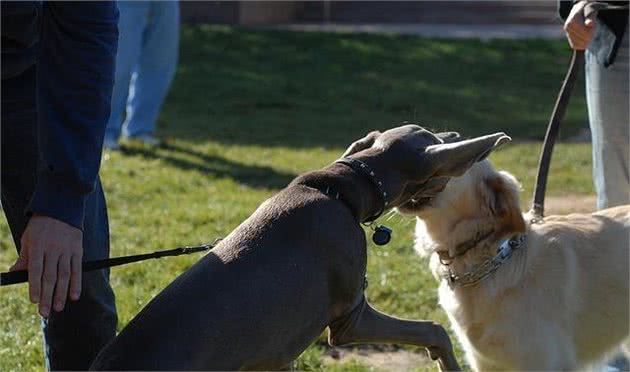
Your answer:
[307,181,393,246]
[335,157,388,223]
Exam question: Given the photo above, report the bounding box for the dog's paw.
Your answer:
[426,345,441,361]
[426,324,461,371]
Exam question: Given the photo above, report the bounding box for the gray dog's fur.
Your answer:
[90,125,509,371]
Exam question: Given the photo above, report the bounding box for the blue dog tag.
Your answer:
[372,225,392,246]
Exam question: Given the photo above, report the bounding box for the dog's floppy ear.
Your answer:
[342,131,381,157]
[426,133,511,177]
[480,172,526,236]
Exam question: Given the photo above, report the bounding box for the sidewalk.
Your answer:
[268,23,565,40]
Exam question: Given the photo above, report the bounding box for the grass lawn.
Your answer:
[0,26,593,371]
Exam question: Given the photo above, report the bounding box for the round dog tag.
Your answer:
[372,225,392,246]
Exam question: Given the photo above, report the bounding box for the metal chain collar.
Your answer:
[440,234,527,288]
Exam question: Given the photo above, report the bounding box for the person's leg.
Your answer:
[104,2,148,147]
[587,25,630,372]
[122,0,179,139]
[1,67,118,370]
[586,27,630,210]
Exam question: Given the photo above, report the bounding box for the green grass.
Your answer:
[0,26,593,372]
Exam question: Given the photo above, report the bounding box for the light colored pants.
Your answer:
[586,25,630,209]
[105,1,179,141]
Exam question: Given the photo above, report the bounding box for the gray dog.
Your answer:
[91,125,509,371]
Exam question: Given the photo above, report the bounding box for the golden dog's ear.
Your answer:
[481,172,526,236]
[342,131,381,157]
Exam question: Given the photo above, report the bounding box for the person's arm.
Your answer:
[11,2,118,318]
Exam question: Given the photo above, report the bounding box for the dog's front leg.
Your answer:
[328,300,460,371]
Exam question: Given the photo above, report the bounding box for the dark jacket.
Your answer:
[559,0,629,67]
[1,2,119,230]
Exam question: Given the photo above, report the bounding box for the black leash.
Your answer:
[0,239,221,286]
[531,49,584,219]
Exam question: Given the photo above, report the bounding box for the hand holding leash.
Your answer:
[564,1,597,50]
[1,239,221,287]
[12,215,83,318]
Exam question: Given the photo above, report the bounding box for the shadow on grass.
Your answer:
[159,26,587,148]
[120,142,297,190]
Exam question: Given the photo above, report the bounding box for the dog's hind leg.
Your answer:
[328,299,461,371]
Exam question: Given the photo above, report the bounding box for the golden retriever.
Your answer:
[399,159,630,371]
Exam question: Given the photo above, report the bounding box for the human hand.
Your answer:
[564,0,597,50]
[10,214,83,317]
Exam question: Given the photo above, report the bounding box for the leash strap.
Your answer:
[531,50,584,218]
[0,239,221,286]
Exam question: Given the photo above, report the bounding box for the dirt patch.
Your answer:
[322,345,432,371]
[535,194,596,215]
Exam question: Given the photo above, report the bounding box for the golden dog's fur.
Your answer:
[404,160,630,371]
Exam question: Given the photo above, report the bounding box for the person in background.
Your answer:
[560,0,629,209]
[104,1,180,150]
[2,2,118,369]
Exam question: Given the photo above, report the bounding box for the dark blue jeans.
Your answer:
[1,66,117,370]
